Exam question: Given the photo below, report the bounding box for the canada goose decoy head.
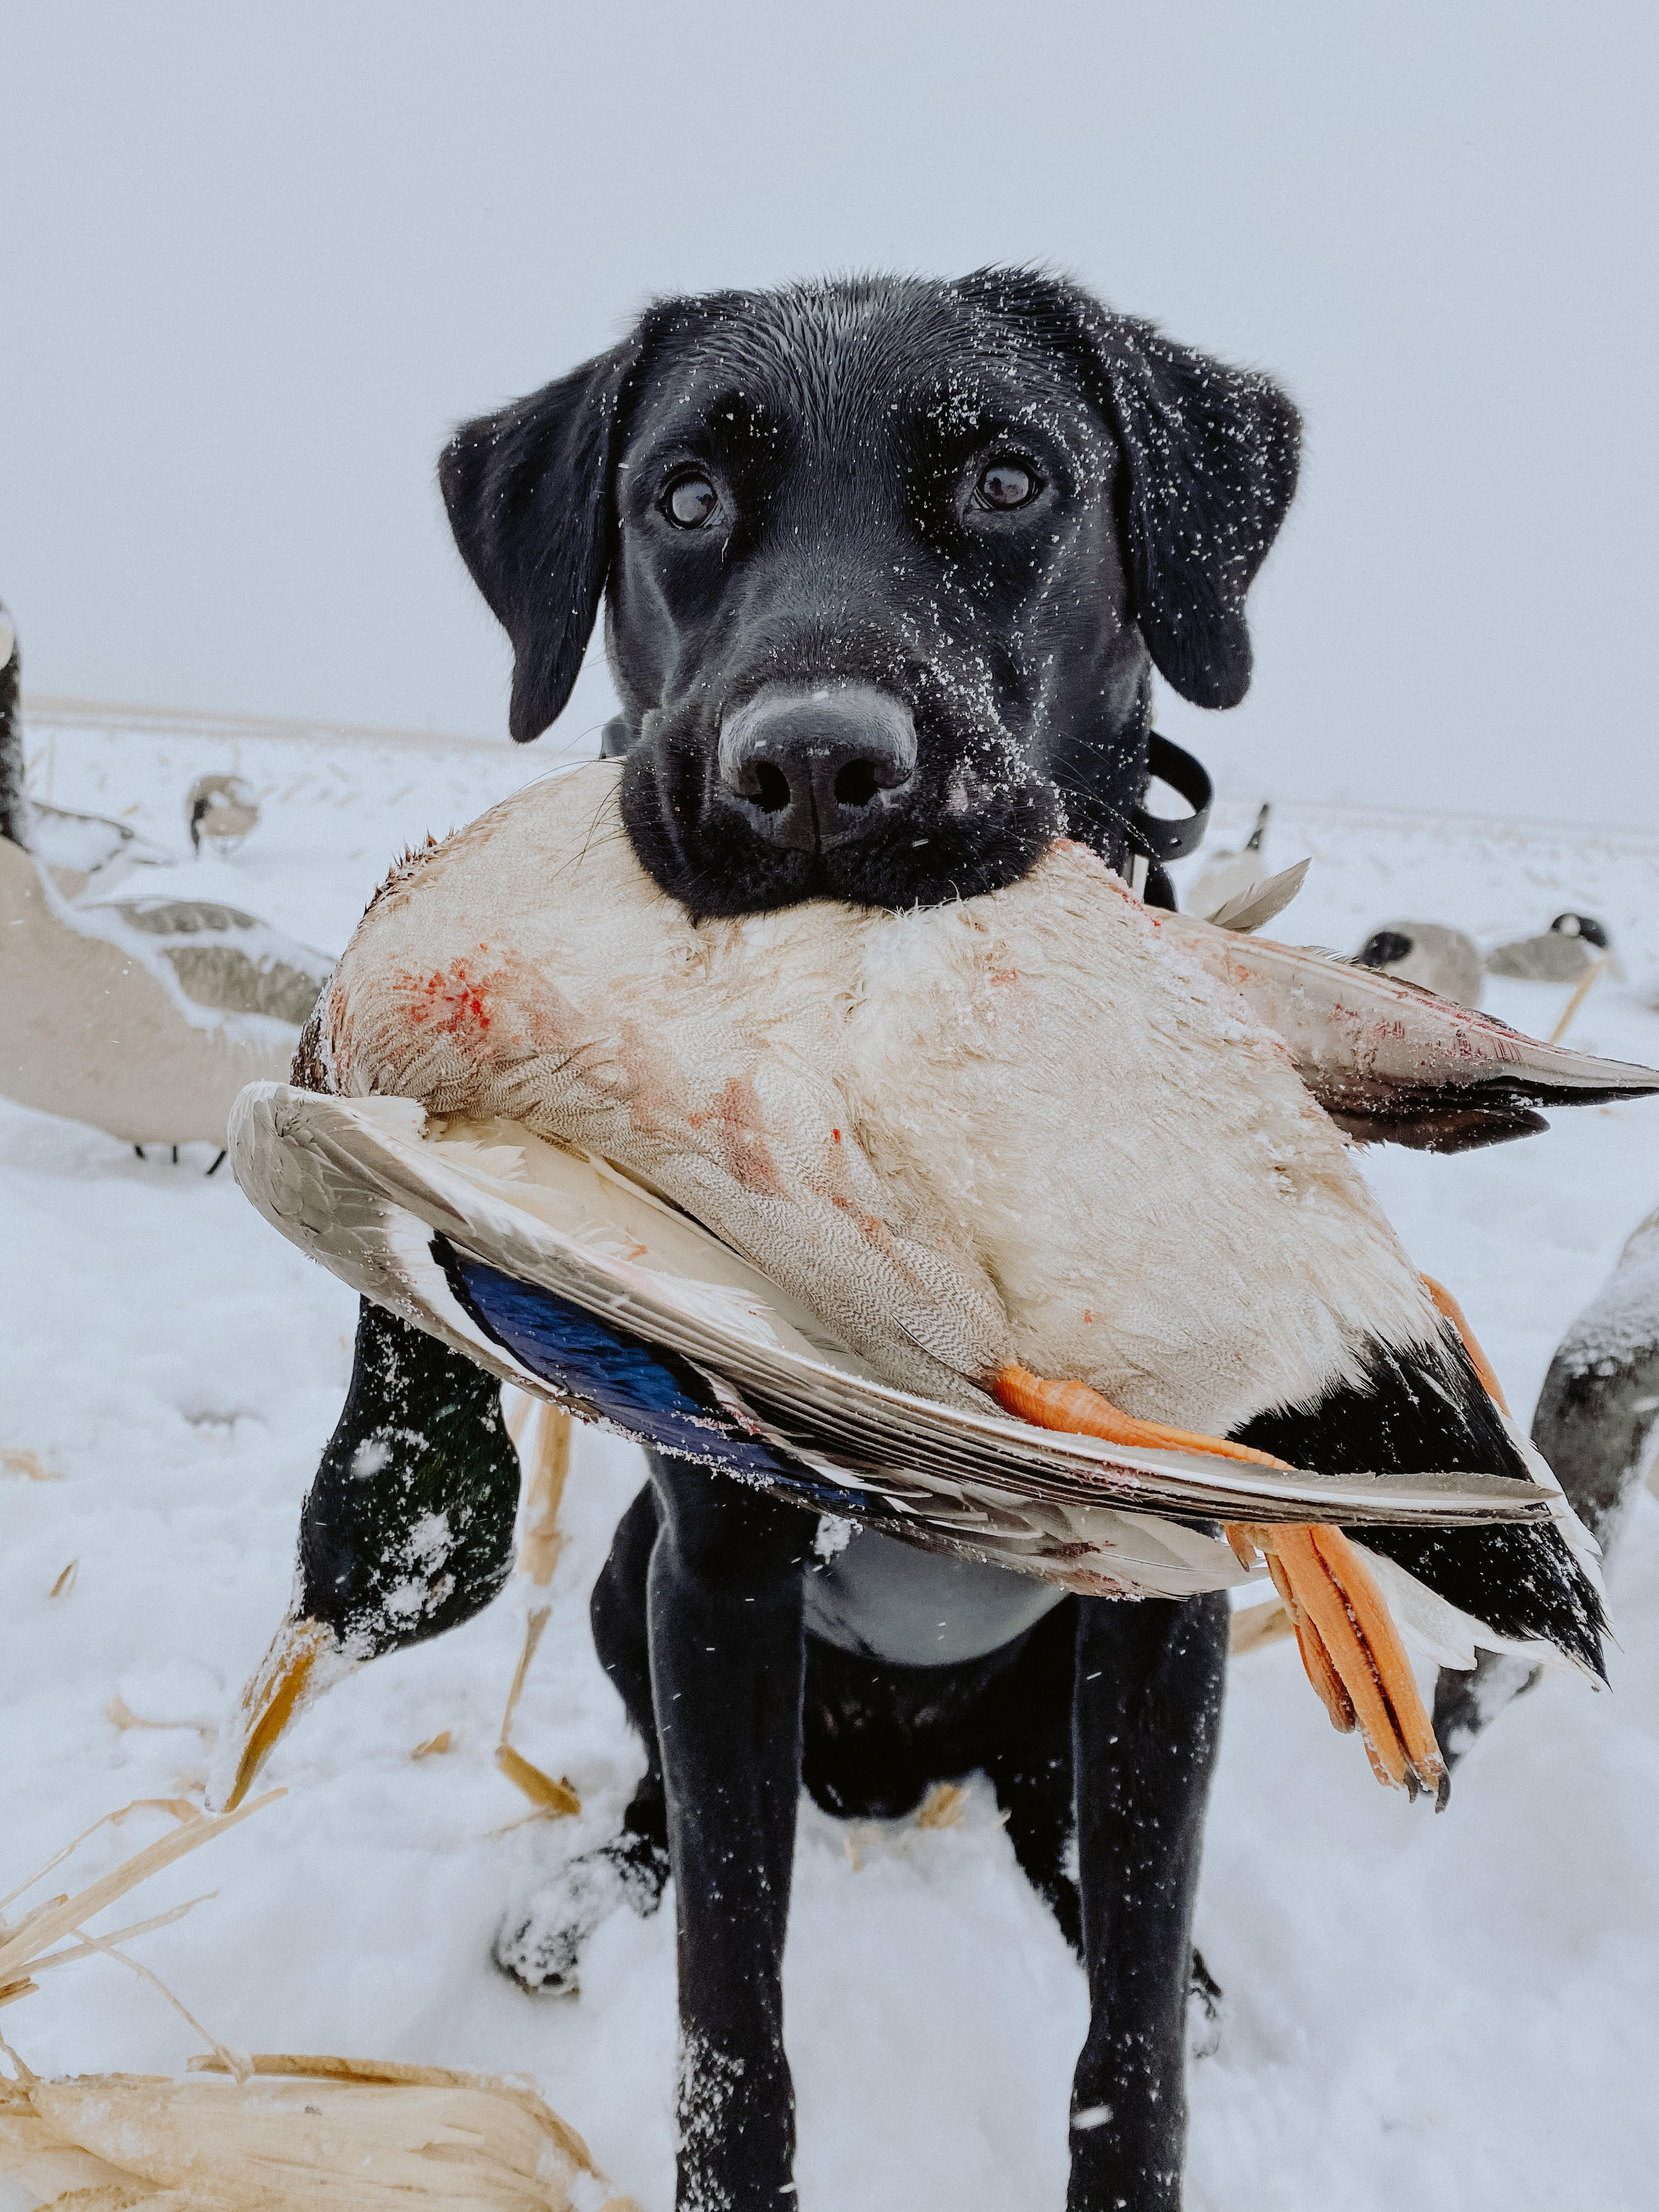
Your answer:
[1553,912,1611,950]
[0,602,172,889]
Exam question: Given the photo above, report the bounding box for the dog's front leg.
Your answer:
[647,1451,809,2210]
[1068,1590,1228,2212]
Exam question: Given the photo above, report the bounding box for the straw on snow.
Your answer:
[0,1799,640,2211]
[0,2052,641,2212]
[494,1400,581,1823]
[0,1792,281,2074]
[0,2056,639,2210]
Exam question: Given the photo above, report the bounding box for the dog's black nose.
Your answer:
[717,684,917,851]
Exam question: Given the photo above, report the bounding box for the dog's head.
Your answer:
[441,270,1298,916]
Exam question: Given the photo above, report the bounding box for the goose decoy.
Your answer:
[1436,1198,1659,1764]
[25,799,173,895]
[1355,921,1485,1008]
[1486,912,1620,985]
[209,761,1659,1813]
[0,611,19,847]
[0,607,333,1152]
[187,772,261,857]
[0,602,173,894]
[75,889,334,1029]
[1186,800,1274,921]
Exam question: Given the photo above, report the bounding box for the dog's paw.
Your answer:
[493,1828,670,1995]
[1187,1945,1224,2061]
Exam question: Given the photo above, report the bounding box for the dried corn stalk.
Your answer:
[1,1447,58,1482]
[1549,953,1608,1045]
[516,1406,572,1591]
[914,1783,966,1831]
[1228,1596,1295,1658]
[0,1794,280,2054]
[0,2054,639,2210]
[493,1406,580,1821]
[0,1808,641,2212]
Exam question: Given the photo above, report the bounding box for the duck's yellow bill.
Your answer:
[213,1616,334,1813]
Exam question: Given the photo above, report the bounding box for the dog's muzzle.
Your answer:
[715,682,917,853]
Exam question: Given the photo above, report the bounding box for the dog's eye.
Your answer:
[664,474,720,529]
[975,460,1038,511]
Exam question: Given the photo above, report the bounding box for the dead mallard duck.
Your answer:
[215,761,1659,1809]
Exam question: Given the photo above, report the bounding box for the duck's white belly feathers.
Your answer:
[834,847,1436,1431]
[321,762,1439,1432]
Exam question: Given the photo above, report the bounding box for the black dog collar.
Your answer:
[1128,733,1214,866]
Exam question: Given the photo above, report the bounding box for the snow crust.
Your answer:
[4,726,1658,2209]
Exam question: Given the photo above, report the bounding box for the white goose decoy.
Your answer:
[225,761,1659,1804]
[0,608,332,1152]
[1355,921,1486,1008]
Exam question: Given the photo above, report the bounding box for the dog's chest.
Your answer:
[803,1525,1066,1667]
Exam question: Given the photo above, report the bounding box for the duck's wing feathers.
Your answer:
[1162,911,1658,1152]
[230,1082,1555,1606]
[1201,856,1310,934]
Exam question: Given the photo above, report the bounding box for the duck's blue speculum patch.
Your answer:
[433,1235,877,1521]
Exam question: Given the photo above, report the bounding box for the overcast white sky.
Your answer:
[3,2,1654,820]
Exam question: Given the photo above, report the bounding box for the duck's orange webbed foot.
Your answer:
[991,1364,1293,1470]
[992,1363,1448,1807]
[1420,1273,1511,1415]
[1226,1522,1447,1806]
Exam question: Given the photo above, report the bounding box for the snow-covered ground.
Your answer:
[4,713,1658,2211]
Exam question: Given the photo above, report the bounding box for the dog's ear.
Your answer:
[439,339,640,742]
[968,273,1300,709]
[1085,304,1300,709]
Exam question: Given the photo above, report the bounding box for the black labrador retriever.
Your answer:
[307,269,1299,2211]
